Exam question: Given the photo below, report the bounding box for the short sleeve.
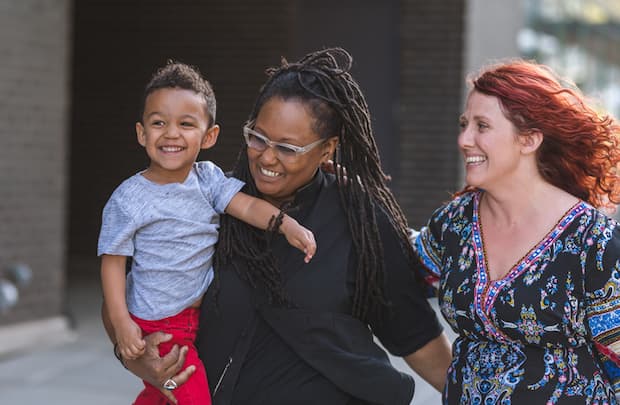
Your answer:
[411,204,449,288]
[97,195,137,257]
[195,161,244,214]
[369,209,443,356]
[585,218,620,395]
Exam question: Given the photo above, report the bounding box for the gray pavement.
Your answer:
[0,276,447,404]
[0,276,142,404]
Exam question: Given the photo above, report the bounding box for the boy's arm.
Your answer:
[101,254,131,324]
[225,192,316,262]
[100,254,145,358]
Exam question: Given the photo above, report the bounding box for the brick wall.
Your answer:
[398,0,465,228]
[0,0,71,325]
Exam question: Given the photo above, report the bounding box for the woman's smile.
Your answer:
[259,166,282,178]
[464,155,487,165]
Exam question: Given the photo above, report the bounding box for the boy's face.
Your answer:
[136,88,218,184]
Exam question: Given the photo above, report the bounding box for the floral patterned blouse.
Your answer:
[414,190,620,404]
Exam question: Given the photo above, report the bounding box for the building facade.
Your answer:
[0,0,466,343]
[17,0,611,354]
[0,0,72,339]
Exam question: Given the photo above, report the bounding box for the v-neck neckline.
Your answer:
[471,190,585,312]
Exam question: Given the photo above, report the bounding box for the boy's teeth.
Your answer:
[261,168,280,177]
[162,146,183,152]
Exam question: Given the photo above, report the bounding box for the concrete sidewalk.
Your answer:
[0,276,445,404]
[0,277,142,404]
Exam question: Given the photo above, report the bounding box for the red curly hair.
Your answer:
[467,59,620,209]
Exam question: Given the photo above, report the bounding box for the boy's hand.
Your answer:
[115,317,146,360]
[280,216,316,263]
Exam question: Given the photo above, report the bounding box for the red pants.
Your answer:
[131,308,211,405]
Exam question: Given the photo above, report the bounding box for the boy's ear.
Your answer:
[136,122,146,147]
[519,129,543,155]
[201,124,220,149]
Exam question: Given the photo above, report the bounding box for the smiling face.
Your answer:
[136,88,218,184]
[247,97,338,207]
[458,90,524,190]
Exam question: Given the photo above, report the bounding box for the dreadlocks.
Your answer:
[215,47,415,322]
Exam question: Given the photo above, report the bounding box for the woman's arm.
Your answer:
[101,300,194,404]
[370,209,451,392]
[585,223,620,398]
[403,332,452,392]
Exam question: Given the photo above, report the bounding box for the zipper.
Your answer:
[212,356,233,396]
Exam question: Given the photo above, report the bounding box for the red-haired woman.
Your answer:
[413,60,620,404]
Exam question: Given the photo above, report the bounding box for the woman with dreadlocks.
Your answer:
[113,47,452,404]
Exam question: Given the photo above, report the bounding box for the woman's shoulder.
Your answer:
[578,203,619,238]
[428,189,477,224]
[446,189,477,210]
[569,203,620,273]
[584,204,620,243]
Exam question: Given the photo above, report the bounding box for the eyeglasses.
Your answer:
[243,126,325,160]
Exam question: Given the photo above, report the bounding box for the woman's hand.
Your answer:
[320,159,390,184]
[122,331,196,404]
[320,159,343,176]
[102,301,197,404]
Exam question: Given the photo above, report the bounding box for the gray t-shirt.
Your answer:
[97,161,244,320]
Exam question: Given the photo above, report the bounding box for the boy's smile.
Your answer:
[160,146,184,152]
[136,88,218,184]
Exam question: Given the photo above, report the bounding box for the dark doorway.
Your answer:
[67,1,401,280]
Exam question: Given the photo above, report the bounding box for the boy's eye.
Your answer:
[458,120,467,130]
[477,122,488,130]
[151,120,164,127]
[181,122,195,127]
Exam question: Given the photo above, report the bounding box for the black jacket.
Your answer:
[197,171,440,405]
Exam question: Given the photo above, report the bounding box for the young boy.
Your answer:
[97,62,316,405]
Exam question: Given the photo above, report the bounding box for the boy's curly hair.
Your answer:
[140,61,216,126]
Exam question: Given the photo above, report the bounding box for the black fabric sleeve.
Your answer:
[367,208,444,357]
